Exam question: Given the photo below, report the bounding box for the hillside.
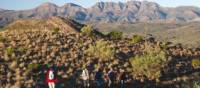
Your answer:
[1,1,200,27]
[3,16,84,32]
[95,22,200,47]
[0,28,199,88]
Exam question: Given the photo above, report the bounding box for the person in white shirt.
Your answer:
[81,67,90,88]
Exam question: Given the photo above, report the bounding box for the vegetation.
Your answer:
[27,64,39,70]
[17,47,27,53]
[86,40,114,61]
[0,35,6,42]
[6,47,14,56]
[192,59,200,69]
[107,31,123,40]
[129,44,167,81]
[0,28,199,88]
[130,35,143,44]
[52,27,60,34]
[81,25,94,37]
[180,80,200,88]
[192,80,200,88]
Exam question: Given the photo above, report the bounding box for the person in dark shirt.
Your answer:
[95,68,104,88]
[107,68,115,88]
[118,69,126,88]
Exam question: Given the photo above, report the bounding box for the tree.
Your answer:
[107,31,123,40]
[129,44,167,81]
[86,40,114,61]
[81,25,94,37]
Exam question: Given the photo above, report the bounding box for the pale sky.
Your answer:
[0,0,200,10]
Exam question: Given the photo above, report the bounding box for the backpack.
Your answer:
[95,71,102,80]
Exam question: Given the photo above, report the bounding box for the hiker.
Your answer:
[103,68,109,88]
[95,68,104,88]
[81,67,90,88]
[46,68,58,88]
[118,69,126,88]
[107,68,115,88]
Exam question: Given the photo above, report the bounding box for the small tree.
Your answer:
[107,31,123,40]
[129,44,167,81]
[192,59,200,69]
[193,80,200,88]
[81,25,93,37]
[0,35,6,42]
[130,35,143,44]
[86,40,114,61]
[52,27,60,34]
[17,47,27,53]
[27,64,39,71]
[6,47,14,56]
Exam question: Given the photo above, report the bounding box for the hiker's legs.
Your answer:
[83,80,89,88]
[86,80,90,87]
[83,80,87,87]
[120,80,124,88]
[48,83,52,88]
[48,82,55,88]
[52,83,55,88]
[108,80,113,88]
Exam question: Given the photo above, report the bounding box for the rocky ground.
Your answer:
[0,29,199,88]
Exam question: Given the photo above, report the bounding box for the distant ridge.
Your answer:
[3,16,84,33]
[1,1,200,27]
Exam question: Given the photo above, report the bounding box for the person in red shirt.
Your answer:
[46,68,58,88]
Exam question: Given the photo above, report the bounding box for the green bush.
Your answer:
[6,47,14,56]
[130,35,143,44]
[28,64,39,70]
[17,47,27,53]
[0,35,6,42]
[160,42,169,49]
[192,59,200,68]
[129,45,167,81]
[52,27,60,34]
[107,31,123,40]
[193,80,200,88]
[180,80,200,88]
[81,25,93,37]
[86,40,114,61]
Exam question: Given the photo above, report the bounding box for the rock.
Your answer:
[19,62,25,68]
[9,61,17,70]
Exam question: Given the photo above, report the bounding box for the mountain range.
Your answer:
[1,1,200,27]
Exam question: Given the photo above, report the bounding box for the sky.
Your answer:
[1,0,200,10]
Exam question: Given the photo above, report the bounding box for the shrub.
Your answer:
[192,59,200,69]
[81,25,93,37]
[129,45,167,81]
[6,47,14,56]
[193,80,200,88]
[180,80,200,88]
[86,40,114,61]
[160,42,169,49]
[52,27,60,34]
[130,35,143,44]
[107,31,123,40]
[0,35,6,42]
[27,64,39,70]
[17,47,27,53]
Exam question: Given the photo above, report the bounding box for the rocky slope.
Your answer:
[1,1,200,27]
[0,28,199,88]
[2,16,84,32]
